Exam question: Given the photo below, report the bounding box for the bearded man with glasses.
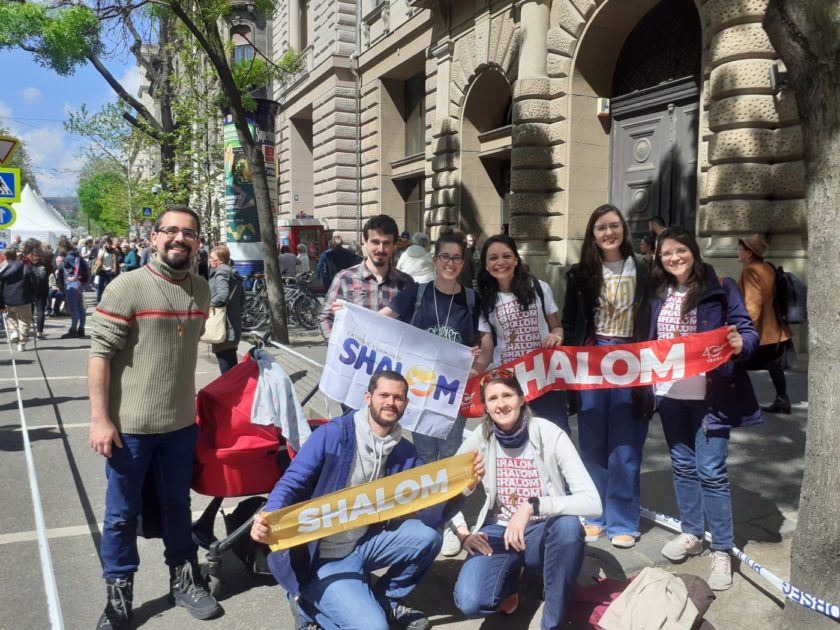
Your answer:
[87,206,221,629]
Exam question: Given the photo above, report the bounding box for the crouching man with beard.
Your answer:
[251,370,485,630]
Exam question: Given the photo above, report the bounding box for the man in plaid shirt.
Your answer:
[319,214,415,339]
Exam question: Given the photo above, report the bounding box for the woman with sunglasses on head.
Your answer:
[449,370,600,628]
[561,204,652,549]
[649,226,760,591]
[475,234,568,433]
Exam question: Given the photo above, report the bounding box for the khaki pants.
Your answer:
[6,304,33,344]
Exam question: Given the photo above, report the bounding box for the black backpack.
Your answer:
[769,263,807,325]
[75,256,91,283]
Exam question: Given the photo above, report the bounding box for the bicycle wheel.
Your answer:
[293,294,321,330]
[243,295,270,331]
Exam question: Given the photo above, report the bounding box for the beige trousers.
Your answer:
[5,304,33,343]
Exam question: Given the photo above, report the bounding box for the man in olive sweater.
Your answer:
[88,207,220,629]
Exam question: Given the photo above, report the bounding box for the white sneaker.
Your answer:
[661,533,704,562]
[708,550,733,591]
[36,332,46,339]
[9,333,18,342]
[441,528,462,557]
[16,343,25,352]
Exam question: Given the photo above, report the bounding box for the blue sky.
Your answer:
[0,48,141,197]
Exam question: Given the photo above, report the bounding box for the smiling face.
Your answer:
[482,381,525,433]
[433,242,465,282]
[484,242,518,285]
[364,377,409,434]
[593,210,625,257]
[658,237,695,285]
[151,211,200,270]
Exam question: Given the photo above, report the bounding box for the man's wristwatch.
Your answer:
[527,496,540,516]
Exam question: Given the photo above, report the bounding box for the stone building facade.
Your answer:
[268,0,807,286]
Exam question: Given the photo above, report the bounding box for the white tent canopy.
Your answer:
[9,184,72,247]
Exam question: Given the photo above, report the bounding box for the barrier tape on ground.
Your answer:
[641,507,840,620]
[2,315,65,629]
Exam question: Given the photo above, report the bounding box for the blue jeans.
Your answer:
[454,516,584,630]
[412,414,467,463]
[529,390,570,435]
[65,283,86,332]
[578,338,648,538]
[658,397,733,550]
[100,424,199,578]
[298,519,442,630]
[97,270,114,303]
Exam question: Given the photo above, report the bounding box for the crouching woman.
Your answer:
[449,370,602,629]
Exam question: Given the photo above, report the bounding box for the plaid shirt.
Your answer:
[319,262,415,338]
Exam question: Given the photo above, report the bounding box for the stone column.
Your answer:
[511,0,560,284]
[427,40,458,238]
[288,0,300,50]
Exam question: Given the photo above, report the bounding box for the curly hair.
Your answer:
[476,234,538,323]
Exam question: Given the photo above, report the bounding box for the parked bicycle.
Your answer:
[241,272,321,331]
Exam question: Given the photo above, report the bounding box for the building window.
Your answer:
[232,26,255,63]
[404,73,425,157]
[399,177,425,235]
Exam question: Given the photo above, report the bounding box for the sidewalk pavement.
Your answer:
[261,330,807,629]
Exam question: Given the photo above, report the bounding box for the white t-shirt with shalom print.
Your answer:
[488,441,546,526]
[478,280,559,366]
[655,287,706,399]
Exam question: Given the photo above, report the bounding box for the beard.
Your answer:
[158,242,192,269]
[369,404,402,431]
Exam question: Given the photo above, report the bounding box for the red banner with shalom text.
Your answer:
[460,328,733,418]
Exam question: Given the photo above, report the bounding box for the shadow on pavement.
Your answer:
[0,395,89,413]
[0,424,63,451]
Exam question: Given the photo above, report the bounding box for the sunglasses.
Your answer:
[479,368,515,388]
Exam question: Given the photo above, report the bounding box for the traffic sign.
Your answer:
[0,136,18,165]
[0,205,17,229]
[0,168,21,204]
[142,206,153,217]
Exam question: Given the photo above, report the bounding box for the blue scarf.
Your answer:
[492,412,529,449]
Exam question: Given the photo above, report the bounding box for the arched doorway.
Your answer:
[609,0,701,234]
[458,68,513,240]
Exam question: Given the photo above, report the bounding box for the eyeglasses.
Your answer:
[594,222,622,234]
[435,253,464,265]
[659,247,691,260]
[479,368,514,388]
[156,226,199,241]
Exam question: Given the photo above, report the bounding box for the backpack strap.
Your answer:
[533,278,548,319]
[410,282,431,326]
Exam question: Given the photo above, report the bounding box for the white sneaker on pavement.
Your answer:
[708,550,733,591]
[441,528,462,557]
[661,533,704,562]
[16,343,25,352]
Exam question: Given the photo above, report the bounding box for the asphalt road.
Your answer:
[0,314,807,629]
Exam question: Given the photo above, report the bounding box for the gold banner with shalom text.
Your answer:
[264,452,477,551]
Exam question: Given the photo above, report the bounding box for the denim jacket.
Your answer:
[648,266,763,430]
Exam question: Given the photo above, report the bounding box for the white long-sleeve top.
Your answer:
[450,416,602,532]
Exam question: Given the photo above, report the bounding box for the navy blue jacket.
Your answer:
[648,266,763,430]
[265,411,464,595]
[0,260,36,308]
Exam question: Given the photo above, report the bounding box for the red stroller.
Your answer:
[192,350,322,595]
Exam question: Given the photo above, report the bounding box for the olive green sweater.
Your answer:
[89,256,210,434]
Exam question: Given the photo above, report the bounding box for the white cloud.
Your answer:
[0,99,85,197]
[117,66,144,98]
[19,87,42,103]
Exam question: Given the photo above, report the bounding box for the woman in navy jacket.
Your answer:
[648,226,761,592]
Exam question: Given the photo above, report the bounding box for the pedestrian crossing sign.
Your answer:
[0,168,20,204]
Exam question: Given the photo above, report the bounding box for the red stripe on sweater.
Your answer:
[96,307,207,322]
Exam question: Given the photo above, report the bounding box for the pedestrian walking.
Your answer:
[316,234,361,290]
[250,370,484,630]
[737,233,794,413]
[561,204,652,549]
[319,214,413,339]
[88,206,220,628]
[95,238,118,303]
[296,243,311,274]
[649,226,761,591]
[396,232,436,283]
[449,370,600,629]
[24,239,50,340]
[475,234,568,432]
[208,245,245,374]
[60,242,89,339]
[0,248,36,351]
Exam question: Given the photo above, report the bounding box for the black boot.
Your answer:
[95,576,133,629]
[762,395,791,414]
[77,327,87,338]
[169,560,221,620]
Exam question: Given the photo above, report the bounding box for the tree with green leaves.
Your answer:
[763,3,840,628]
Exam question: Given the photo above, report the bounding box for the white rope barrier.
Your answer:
[2,315,64,629]
[641,507,840,620]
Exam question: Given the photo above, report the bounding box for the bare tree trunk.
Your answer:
[764,3,840,628]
